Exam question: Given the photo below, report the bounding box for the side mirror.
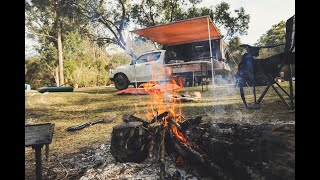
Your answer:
[130,60,135,65]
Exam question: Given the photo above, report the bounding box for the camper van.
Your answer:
[109,16,233,90]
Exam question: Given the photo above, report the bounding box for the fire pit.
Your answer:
[106,63,295,179]
[108,117,295,179]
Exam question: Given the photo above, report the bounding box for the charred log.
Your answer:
[157,112,169,121]
[170,127,231,179]
[110,122,148,163]
[179,116,202,131]
[187,122,295,180]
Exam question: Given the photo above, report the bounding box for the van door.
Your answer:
[133,52,162,82]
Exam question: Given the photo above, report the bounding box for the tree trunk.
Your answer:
[57,13,64,86]
[55,66,60,86]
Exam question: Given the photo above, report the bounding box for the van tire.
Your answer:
[114,74,129,90]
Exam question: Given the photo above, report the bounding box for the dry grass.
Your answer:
[25,82,295,178]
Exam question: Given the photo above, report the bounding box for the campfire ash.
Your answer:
[80,145,200,180]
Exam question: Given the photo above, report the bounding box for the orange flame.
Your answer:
[135,62,188,143]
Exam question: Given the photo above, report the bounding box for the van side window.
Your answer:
[134,52,161,64]
[135,54,148,64]
[150,52,161,61]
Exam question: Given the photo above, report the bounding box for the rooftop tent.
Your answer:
[131,16,222,45]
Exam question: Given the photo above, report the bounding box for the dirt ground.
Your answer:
[25,83,295,179]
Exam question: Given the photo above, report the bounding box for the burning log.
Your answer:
[167,118,182,132]
[156,111,169,121]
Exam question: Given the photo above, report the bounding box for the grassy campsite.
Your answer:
[25,0,294,179]
[25,83,294,179]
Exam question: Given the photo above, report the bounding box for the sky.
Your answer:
[25,0,295,56]
[199,0,295,44]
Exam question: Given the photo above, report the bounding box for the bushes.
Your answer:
[26,33,131,89]
[25,57,55,89]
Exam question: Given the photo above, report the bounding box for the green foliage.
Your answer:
[25,0,88,47]
[106,52,131,70]
[40,42,58,66]
[227,36,244,63]
[213,3,250,38]
[255,21,286,58]
[131,1,250,39]
[25,56,55,89]
[62,32,131,87]
[63,33,108,87]
[26,0,95,87]
[26,31,131,88]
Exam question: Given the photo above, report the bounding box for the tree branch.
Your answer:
[97,18,121,43]
[118,0,126,31]
[27,28,57,40]
[71,0,126,50]
[169,0,176,22]
[101,16,120,31]
[95,37,118,44]
[149,4,155,26]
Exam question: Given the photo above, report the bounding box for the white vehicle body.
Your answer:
[109,49,231,90]
[110,50,167,84]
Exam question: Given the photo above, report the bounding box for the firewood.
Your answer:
[148,121,163,129]
[123,114,150,126]
[173,135,230,179]
[157,111,169,120]
[167,118,182,132]
[159,126,166,180]
[147,134,155,159]
[179,116,202,131]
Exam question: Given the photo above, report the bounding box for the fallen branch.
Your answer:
[66,115,116,132]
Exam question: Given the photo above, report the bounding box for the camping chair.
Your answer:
[235,15,295,109]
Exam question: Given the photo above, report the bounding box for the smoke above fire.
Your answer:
[206,74,254,124]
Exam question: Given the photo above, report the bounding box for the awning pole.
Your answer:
[207,17,215,87]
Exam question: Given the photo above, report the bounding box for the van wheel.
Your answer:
[114,74,129,90]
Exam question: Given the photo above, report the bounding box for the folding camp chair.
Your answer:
[235,15,295,109]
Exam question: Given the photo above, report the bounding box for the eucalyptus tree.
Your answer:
[26,0,88,86]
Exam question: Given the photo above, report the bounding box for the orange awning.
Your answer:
[131,16,222,45]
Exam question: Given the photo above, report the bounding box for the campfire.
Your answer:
[110,63,223,179]
[111,65,210,179]
[109,63,295,180]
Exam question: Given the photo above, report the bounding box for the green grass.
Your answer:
[25,82,294,165]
